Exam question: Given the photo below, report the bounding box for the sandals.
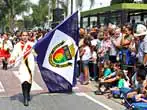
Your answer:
[81,81,89,85]
[94,90,103,95]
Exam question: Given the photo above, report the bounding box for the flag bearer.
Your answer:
[9,31,35,106]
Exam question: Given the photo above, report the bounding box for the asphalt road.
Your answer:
[0,65,125,110]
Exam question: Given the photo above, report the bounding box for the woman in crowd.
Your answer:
[97,29,111,77]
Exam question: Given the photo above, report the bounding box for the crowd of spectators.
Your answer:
[0,22,147,109]
[78,23,147,109]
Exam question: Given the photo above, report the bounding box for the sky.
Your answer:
[30,0,39,5]
[29,0,111,9]
[15,0,39,20]
[82,0,111,11]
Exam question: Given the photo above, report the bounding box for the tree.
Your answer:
[0,0,32,32]
[0,0,9,32]
[31,0,68,27]
[31,0,49,27]
[31,0,95,28]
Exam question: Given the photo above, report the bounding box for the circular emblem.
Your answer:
[49,40,75,68]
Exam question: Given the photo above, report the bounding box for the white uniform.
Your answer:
[0,39,13,59]
[0,39,13,51]
[10,41,35,84]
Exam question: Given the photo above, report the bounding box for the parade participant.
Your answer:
[0,33,13,70]
[9,31,35,106]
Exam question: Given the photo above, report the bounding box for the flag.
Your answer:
[34,11,79,93]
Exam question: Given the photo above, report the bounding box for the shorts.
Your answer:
[82,60,89,68]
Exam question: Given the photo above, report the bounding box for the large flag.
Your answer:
[34,11,79,93]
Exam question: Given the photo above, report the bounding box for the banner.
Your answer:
[34,11,79,93]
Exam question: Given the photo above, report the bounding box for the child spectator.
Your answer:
[80,37,91,85]
[107,70,129,98]
[103,60,112,78]
[89,43,98,81]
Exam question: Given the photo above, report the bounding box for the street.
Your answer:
[0,64,125,110]
[0,0,147,110]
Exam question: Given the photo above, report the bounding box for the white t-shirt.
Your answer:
[109,40,117,56]
[109,36,122,56]
[91,39,98,46]
[81,46,91,61]
[91,51,97,64]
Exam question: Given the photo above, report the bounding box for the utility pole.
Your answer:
[48,0,52,28]
[71,0,73,14]
[57,0,59,8]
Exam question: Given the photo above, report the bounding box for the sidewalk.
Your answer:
[74,80,126,110]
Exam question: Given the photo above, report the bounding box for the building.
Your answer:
[80,3,147,28]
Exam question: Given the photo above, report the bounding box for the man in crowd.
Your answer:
[135,24,147,66]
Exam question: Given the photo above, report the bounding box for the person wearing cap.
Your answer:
[135,24,147,66]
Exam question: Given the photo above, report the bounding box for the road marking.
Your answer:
[0,82,5,92]
[76,93,113,110]
[13,71,43,91]
[31,81,43,91]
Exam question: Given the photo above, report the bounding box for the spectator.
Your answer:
[79,37,91,85]
[135,24,147,66]
[110,27,122,63]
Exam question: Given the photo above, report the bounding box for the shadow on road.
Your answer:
[10,93,24,104]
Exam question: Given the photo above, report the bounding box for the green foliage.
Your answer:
[0,0,96,30]
[0,0,31,32]
[51,0,56,9]
[31,0,69,27]
[31,0,49,26]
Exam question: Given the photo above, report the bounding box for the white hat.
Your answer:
[112,25,116,29]
[134,24,147,37]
